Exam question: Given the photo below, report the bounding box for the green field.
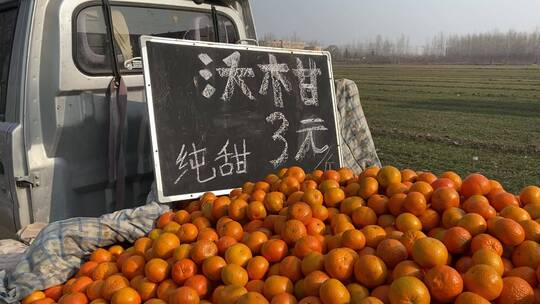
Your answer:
[333,64,540,193]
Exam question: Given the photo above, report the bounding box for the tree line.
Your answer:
[319,30,540,64]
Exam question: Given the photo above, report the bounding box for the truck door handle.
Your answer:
[124,57,142,70]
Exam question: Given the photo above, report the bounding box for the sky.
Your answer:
[250,0,540,47]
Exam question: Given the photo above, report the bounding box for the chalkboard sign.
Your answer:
[141,36,342,203]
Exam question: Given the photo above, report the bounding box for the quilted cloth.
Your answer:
[335,79,381,170]
[0,201,170,304]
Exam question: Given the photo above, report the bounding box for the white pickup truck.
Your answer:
[0,0,257,238]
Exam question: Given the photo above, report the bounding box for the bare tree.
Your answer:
[334,29,540,64]
[261,32,276,42]
[262,29,540,64]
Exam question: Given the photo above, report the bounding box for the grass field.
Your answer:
[333,64,540,193]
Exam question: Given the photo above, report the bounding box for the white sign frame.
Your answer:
[141,35,343,203]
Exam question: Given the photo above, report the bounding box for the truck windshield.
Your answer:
[75,5,239,75]
[0,2,18,120]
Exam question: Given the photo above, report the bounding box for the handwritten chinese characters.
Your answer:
[293,58,322,106]
[188,50,331,178]
[175,139,251,184]
[198,53,216,98]
[258,54,292,108]
[216,52,256,101]
[295,118,330,161]
[197,52,321,107]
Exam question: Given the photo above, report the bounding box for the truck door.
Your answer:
[0,0,31,239]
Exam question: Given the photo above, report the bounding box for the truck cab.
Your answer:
[0,0,257,238]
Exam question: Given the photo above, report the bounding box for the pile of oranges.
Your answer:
[22,165,540,304]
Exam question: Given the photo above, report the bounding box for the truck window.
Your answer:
[75,5,239,75]
[0,2,18,120]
